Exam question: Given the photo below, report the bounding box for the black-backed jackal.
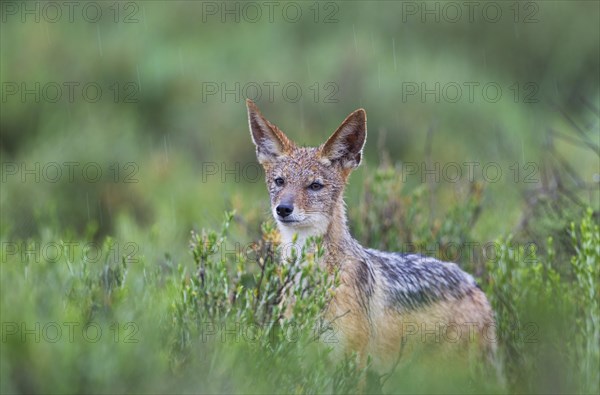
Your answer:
[246,99,502,387]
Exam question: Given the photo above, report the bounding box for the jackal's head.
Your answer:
[246,99,366,243]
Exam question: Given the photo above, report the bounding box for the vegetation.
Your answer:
[2,163,598,393]
[1,1,598,393]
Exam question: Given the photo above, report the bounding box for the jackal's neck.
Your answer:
[322,199,362,260]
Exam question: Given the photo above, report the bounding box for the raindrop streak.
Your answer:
[306,59,312,81]
[66,101,72,121]
[106,197,113,227]
[521,135,525,165]
[392,38,397,72]
[378,63,381,89]
[43,22,50,46]
[96,25,103,57]
[98,198,103,227]
[170,195,176,228]
[299,101,305,133]
[142,4,148,31]
[353,24,358,53]
[370,32,375,54]
[178,48,184,75]
[136,65,142,92]
[482,49,487,70]
[86,193,91,221]
[164,134,170,163]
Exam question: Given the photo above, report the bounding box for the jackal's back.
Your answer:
[368,250,478,311]
[327,247,497,373]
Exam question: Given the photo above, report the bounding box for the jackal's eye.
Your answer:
[309,182,323,191]
[274,177,285,187]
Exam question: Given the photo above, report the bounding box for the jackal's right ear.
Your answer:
[320,108,367,170]
[246,99,294,165]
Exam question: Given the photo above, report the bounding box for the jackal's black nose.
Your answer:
[276,204,294,218]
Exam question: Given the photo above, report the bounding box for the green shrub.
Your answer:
[487,208,599,394]
[169,211,360,394]
[569,208,600,395]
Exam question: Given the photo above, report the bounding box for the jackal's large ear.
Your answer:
[246,99,294,165]
[320,108,367,169]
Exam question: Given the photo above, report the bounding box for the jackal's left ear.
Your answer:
[320,108,367,169]
[246,99,295,165]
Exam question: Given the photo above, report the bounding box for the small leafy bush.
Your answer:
[487,208,599,394]
[169,211,363,394]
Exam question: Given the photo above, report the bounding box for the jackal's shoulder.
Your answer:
[364,248,478,311]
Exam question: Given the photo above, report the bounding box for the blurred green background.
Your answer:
[1,1,599,393]
[2,1,598,258]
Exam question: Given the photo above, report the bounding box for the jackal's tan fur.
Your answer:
[246,99,500,380]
